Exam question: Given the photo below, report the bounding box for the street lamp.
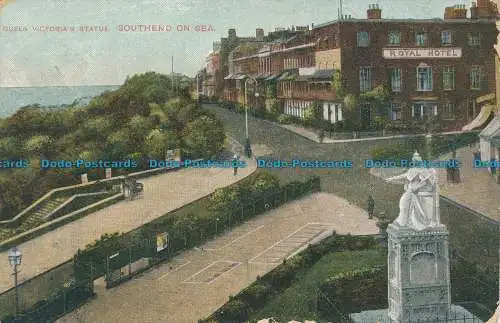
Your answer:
[8,247,22,316]
[244,77,255,158]
[215,217,220,234]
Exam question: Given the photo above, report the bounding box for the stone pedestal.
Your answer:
[387,223,451,323]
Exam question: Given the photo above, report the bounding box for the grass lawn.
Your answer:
[248,248,385,323]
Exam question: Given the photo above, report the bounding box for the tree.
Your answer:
[144,129,180,159]
[81,117,113,141]
[23,135,54,157]
[303,101,322,127]
[183,116,225,159]
[0,137,21,159]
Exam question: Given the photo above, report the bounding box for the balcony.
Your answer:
[277,90,335,101]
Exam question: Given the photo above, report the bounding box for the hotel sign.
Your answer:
[383,48,462,59]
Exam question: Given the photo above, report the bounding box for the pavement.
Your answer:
[0,150,257,294]
[370,145,500,222]
[56,192,379,323]
[272,120,466,143]
[437,145,500,221]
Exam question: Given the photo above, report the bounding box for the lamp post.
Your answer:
[215,217,220,234]
[8,247,22,317]
[244,77,255,158]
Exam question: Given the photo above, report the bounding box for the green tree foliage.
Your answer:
[81,117,113,141]
[208,186,242,213]
[0,72,220,219]
[144,129,180,159]
[248,172,280,197]
[22,135,54,157]
[183,116,225,159]
[303,101,322,126]
[0,137,21,159]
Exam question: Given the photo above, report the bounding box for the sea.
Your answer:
[0,85,120,118]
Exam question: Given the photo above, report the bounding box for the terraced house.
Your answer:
[213,0,499,131]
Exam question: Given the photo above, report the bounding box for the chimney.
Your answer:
[367,4,382,19]
[444,4,467,19]
[477,0,489,7]
[471,0,497,18]
[228,28,236,41]
[256,28,264,41]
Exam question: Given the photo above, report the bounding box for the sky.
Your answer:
[0,0,471,87]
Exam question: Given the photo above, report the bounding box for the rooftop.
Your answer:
[313,17,496,29]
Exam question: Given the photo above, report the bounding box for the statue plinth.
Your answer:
[387,223,451,323]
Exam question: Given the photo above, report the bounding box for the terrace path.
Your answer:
[0,157,257,294]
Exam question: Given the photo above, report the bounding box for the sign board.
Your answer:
[81,173,88,184]
[156,232,168,252]
[383,48,462,59]
[105,168,112,179]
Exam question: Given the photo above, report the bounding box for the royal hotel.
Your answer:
[222,0,499,131]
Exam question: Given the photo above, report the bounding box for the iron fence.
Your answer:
[103,177,321,288]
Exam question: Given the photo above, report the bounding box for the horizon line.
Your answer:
[0,84,123,89]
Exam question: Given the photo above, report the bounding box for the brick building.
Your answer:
[310,2,498,130]
[214,1,498,130]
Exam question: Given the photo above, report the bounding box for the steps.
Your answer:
[17,197,68,231]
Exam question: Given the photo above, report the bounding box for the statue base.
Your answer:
[349,305,484,322]
[386,223,451,322]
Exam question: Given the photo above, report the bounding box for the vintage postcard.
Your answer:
[0,0,499,322]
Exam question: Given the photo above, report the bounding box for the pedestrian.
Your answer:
[490,158,497,178]
[232,153,239,176]
[367,195,375,219]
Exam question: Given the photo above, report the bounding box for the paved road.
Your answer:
[56,192,378,323]
[203,104,499,267]
[0,156,257,294]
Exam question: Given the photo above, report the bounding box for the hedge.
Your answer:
[73,174,321,281]
[317,265,387,321]
[201,234,378,323]
[371,132,479,161]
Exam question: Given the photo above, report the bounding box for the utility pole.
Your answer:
[339,0,343,20]
[171,56,174,89]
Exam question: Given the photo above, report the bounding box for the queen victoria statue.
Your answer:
[386,151,441,231]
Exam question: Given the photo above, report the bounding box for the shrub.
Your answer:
[277,114,295,124]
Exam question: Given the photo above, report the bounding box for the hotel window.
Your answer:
[359,67,372,92]
[442,66,455,90]
[357,31,370,47]
[390,103,402,121]
[388,31,401,45]
[441,30,452,45]
[416,65,432,91]
[468,33,480,46]
[442,103,455,120]
[470,66,482,90]
[415,32,428,47]
[390,68,402,92]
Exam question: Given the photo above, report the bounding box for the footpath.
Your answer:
[0,152,257,294]
[272,121,466,143]
[370,145,500,222]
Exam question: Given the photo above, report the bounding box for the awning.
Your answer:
[256,74,269,80]
[277,72,290,80]
[234,74,247,80]
[224,74,235,80]
[462,104,494,131]
[479,113,500,139]
[476,93,495,104]
[265,74,280,81]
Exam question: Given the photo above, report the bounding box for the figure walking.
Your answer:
[367,195,375,219]
[232,153,239,176]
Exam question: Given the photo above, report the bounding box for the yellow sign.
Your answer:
[156,232,168,252]
[0,0,15,14]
